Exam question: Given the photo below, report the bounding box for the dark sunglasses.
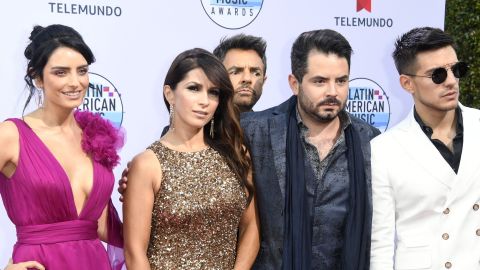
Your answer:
[404,61,469,84]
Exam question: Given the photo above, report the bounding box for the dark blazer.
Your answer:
[241,96,380,269]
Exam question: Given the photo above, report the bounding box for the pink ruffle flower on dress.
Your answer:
[74,110,125,170]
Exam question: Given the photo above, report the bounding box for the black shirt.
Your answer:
[413,107,464,174]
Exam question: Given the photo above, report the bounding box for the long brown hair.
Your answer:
[163,48,254,204]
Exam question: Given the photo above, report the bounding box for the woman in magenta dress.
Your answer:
[0,24,123,270]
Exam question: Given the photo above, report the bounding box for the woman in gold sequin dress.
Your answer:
[123,48,260,270]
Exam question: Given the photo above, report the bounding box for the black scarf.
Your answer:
[282,96,312,269]
[282,96,370,270]
[342,121,371,270]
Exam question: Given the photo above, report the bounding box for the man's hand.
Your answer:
[117,161,131,202]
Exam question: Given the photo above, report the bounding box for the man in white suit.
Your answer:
[370,27,478,270]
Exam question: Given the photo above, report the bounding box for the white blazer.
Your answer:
[370,105,480,270]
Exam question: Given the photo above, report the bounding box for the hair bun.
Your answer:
[24,25,45,60]
[29,25,44,41]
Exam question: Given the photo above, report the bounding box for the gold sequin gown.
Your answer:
[146,141,246,269]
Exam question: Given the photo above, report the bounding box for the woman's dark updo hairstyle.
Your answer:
[23,24,95,113]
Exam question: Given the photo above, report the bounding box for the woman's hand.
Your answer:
[4,259,45,270]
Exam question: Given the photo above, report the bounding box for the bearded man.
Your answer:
[241,29,380,270]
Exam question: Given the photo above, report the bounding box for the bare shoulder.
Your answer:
[129,149,163,190]
[0,121,19,149]
[131,150,160,170]
[0,120,19,138]
[0,121,20,171]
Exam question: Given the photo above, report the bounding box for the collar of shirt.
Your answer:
[296,106,350,167]
[413,106,464,174]
[295,106,351,196]
[413,106,464,138]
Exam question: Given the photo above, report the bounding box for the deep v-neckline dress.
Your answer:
[0,111,124,269]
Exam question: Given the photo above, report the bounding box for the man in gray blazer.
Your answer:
[242,29,379,269]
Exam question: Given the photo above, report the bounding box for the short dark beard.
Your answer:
[298,88,345,123]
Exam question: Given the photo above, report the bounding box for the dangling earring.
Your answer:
[209,118,214,138]
[169,104,175,131]
[37,88,44,108]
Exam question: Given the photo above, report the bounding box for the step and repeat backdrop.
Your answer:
[0,0,445,263]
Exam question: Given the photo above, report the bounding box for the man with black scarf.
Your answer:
[241,29,380,269]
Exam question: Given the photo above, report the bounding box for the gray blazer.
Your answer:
[241,96,379,269]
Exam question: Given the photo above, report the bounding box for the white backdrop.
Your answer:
[0,0,446,263]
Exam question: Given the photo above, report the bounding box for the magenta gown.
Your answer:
[0,111,124,269]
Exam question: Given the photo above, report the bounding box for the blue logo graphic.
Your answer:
[347,78,390,132]
[79,73,124,128]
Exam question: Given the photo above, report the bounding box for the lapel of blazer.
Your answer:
[393,108,456,189]
[268,102,289,202]
[452,105,480,194]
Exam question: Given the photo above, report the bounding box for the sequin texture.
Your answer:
[146,141,246,269]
